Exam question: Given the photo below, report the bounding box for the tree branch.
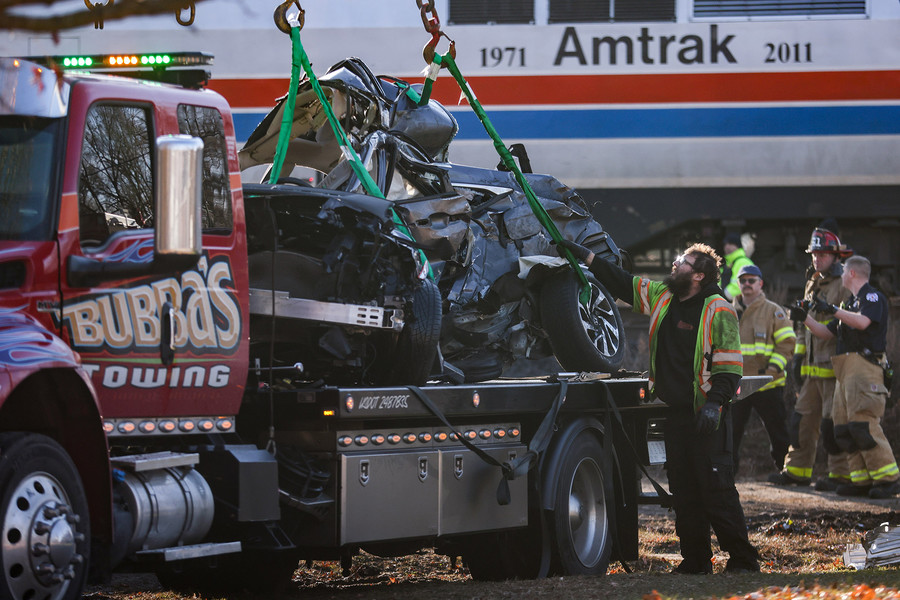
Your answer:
[1,0,209,33]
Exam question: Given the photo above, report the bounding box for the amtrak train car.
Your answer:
[3,0,899,285]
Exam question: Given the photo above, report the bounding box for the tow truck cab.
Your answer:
[1,54,257,596]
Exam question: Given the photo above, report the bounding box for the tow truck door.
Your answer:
[56,82,249,421]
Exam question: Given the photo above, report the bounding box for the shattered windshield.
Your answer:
[0,116,60,241]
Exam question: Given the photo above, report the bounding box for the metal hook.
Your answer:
[84,0,113,30]
[274,0,304,34]
[423,33,456,67]
[175,2,196,26]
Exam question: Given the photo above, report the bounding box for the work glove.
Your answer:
[789,300,808,323]
[555,239,593,264]
[812,295,837,315]
[791,354,804,383]
[695,401,722,435]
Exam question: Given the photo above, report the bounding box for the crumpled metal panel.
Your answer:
[394,194,471,259]
[843,523,900,570]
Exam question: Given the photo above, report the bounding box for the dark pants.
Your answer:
[731,386,790,473]
[664,406,760,572]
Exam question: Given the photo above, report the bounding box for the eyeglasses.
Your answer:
[739,277,759,285]
[674,254,696,269]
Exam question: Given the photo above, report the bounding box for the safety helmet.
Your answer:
[806,228,841,253]
[806,228,852,257]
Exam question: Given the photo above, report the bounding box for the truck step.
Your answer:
[110,451,199,472]
[134,541,242,562]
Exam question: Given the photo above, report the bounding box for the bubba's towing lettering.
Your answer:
[58,256,241,354]
[554,24,737,66]
[82,363,231,389]
[358,394,410,410]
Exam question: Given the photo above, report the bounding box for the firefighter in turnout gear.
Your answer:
[769,227,852,490]
[800,256,898,498]
[731,265,794,474]
[557,239,760,574]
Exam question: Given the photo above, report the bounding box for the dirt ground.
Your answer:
[83,469,900,600]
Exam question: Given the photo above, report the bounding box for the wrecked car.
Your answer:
[242,183,439,386]
[240,58,626,382]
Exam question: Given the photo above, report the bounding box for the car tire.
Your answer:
[387,278,442,385]
[540,269,625,374]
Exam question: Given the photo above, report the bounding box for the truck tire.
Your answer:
[387,278,441,385]
[540,269,625,374]
[549,431,613,575]
[0,433,91,600]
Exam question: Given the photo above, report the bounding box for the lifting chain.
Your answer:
[416,0,455,66]
[175,2,196,26]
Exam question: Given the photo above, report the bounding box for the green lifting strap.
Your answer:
[269,27,431,277]
[427,52,591,300]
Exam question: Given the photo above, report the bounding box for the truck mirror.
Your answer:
[155,135,203,265]
[67,135,204,288]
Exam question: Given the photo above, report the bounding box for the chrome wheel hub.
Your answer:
[3,472,84,600]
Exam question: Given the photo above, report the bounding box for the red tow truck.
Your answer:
[0,52,761,599]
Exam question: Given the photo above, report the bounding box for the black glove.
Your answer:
[789,300,808,323]
[695,402,722,435]
[555,239,593,264]
[791,354,803,383]
[812,296,837,315]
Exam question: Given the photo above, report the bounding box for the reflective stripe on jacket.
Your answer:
[633,276,743,412]
[794,267,849,379]
[722,248,755,301]
[734,292,796,391]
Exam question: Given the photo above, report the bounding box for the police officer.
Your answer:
[557,239,759,574]
[798,256,898,498]
[769,227,851,490]
[731,264,794,474]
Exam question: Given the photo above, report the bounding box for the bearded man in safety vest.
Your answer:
[768,227,852,490]
[557,240,759,574]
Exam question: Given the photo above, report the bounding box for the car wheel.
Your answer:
[540,268,625,373]
[387,278,441,385]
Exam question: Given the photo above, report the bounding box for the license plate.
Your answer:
[647,440,666,465]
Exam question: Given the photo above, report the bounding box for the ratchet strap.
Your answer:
[407,382,567,506]
[271,22,431,276]
[418,50,591,302]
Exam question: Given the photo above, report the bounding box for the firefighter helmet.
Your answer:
[806,228,852,257]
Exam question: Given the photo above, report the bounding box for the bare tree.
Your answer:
[1,0,211,33]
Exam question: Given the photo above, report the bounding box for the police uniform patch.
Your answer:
[866,293,879,302]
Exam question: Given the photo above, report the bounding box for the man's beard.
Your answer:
[664,270,694,297]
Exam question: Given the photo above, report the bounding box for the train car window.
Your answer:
[449,0,535,24]
[549,0,675,23]
[78,104,153,248]
[177,104,233,233]
[694,0,864,17]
